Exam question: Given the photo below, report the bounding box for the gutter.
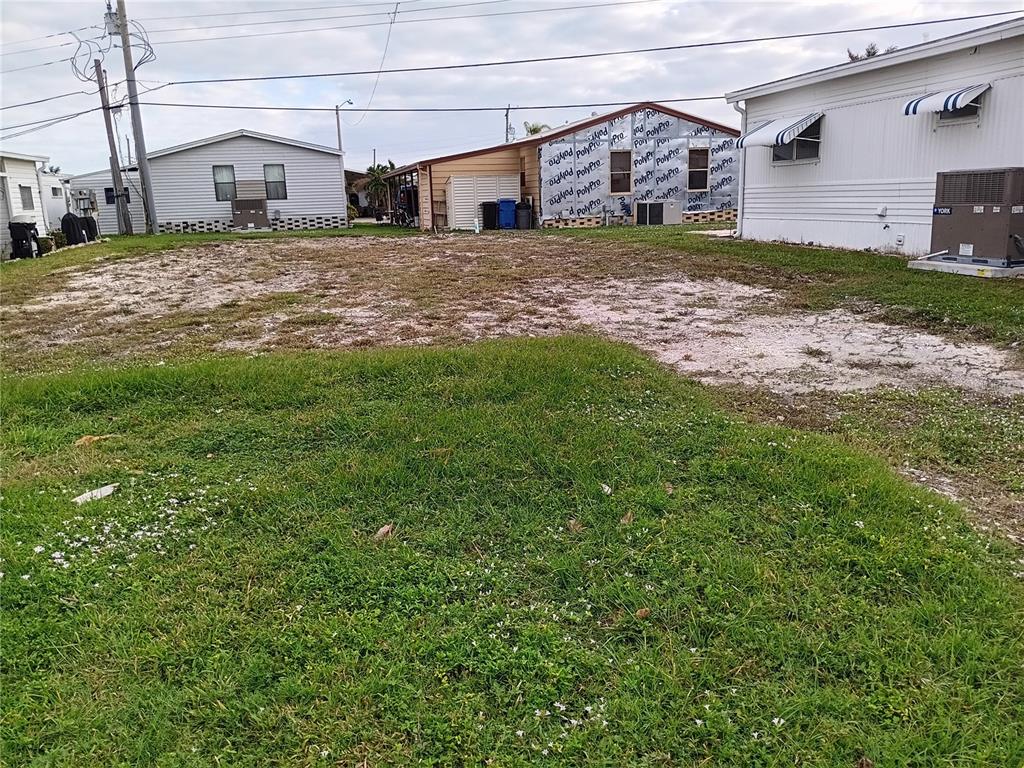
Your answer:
[732,101,746,239]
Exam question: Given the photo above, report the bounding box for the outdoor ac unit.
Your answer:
[635,200,682,226]
[232,198,269,229]
[930,167,1024,267]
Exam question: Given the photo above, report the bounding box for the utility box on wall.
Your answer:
[232,198,269,229]
[930,168,1024,268]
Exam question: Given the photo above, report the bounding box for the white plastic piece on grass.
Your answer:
[72,483,119,505]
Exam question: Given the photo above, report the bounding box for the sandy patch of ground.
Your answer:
[9,235,1022,398]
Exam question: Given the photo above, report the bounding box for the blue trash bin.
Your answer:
[498,198,517,230]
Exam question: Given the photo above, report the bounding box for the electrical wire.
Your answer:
[138,0,427,22]
[1,89,98,111]
[0,56,75,74]
[135,97,722,112]
[145,0,508,33]
[2,25,96,47]
[349,1,401,126]
[148,0,666,44]
[159,10,1024,85]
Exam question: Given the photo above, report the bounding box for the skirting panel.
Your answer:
[158,215,347,234]
[683,208,736,223]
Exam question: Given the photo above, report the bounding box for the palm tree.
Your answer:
[523,121,551,136]
[365,160,395,209]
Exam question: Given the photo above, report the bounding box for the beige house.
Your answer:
[385,102,740,231]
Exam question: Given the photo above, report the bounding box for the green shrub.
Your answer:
[48,229,66,250]
[37,236,53,255]
[347,203,358,222]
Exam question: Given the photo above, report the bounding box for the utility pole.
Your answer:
[115,0,157,233]
[335,100,352,225]
[94,58,132,235]
[505,104,511,143]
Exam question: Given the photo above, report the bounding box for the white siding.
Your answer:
[737,34,1024,254]
[446,175,519,229]
[69,169,145,236]
[149,135,345,225]
[1,156,48,257]
[42,177,70,229]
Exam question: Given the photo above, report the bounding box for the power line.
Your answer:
[137,0,428,22]
[1,89,99,111]
[2,25,96,47]
[0,56,75,74]
[160,10,1024,85]
[136,97,722,113]
[148,0,665,44]
[0,35,103,57]
[349,1,401,127]
[145,0,508,34]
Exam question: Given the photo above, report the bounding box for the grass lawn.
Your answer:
[3,338,1023,766]
[560,226,1024,346]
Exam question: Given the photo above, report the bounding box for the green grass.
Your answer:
[560,226,1024,345]
[3,338,1023,766]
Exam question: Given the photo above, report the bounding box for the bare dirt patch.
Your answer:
[7,234,1022,398]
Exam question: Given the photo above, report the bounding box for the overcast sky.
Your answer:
[1,0,1019,175]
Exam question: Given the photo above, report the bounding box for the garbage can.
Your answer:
[81,215,98,241]
[8,219,39,258]
[480,201,499,230]
[498,198,516,230]
[515,201,532,230]
[61,212,87,245]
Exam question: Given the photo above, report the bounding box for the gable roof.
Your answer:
[1,151,48,163]
[726,17,1024,102]
[146,129,343,159]
[386,102,739,177]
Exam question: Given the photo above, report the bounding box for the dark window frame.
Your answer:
[104,187,130,205]
[687,147,710,191]
[51,186,63,198]
[19,185,34,210]
[610,150,632,194]
[772,117,822,163]
[263,163,287,200]
[938,96,982,122]
[213,165,237,202]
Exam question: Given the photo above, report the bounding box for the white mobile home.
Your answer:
[70,129,347,234]
[725,18,1024,255]
[1,151,50,257]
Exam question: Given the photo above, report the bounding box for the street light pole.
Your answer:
[335,99,352,226]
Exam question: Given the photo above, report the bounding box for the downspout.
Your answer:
[731,101,746,239]
[35,162,50,233]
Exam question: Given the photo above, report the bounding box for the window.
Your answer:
[213,165,236,201]
[687,148,709,191]
[104,187,130,205]
[938,97,981,122]
[52,186,63,197]
[610,150,631,193]
[19,185,34,210]
[772,117,822,162]
[263,164,287,199]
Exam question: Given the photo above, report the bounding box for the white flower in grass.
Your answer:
[694,718,704,726]
[33,545,45,554]
[854,520,864,529]
[21,574,30,580]
[600,483,612,495]
[772,717,785,727]
[516,730,524,738]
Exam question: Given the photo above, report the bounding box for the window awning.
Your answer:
[903,83,991,115]
[735,112,823,149]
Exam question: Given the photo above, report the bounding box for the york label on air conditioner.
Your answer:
[959,243,974,257]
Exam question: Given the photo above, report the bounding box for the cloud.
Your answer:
[2,0,1017,174]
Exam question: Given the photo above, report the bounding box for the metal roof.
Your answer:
[1,150,49,163]
[385,102,740,177]
[146,129,343,159]
[726,17,1024,103]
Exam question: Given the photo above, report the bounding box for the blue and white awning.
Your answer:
[736,112,823,149]
[903,83,991,115]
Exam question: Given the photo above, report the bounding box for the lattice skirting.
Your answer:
[683,209,736,223]
[158,215,347,234]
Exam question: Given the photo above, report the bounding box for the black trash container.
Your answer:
[81,215,99,241]
[8,220,39,258]
[480,201,499,230]
[515,201,532,230]
[61,212,87,245]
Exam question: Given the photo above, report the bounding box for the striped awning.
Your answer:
[736,112,823,149]
[903,83,991,115]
